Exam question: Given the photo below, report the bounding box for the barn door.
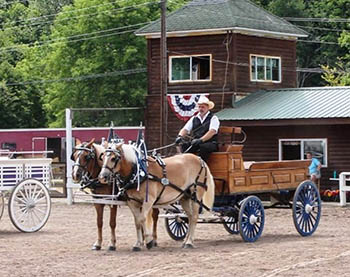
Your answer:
[32,137,47,156]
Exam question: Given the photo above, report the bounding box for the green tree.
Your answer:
[253,0,350,87]
[322,30,350,86]
[300,0,350,86]
[39,0,184,127]
[0,0,74,128]
[0,2,46,128]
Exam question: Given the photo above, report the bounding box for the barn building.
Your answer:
[136,0,350,189]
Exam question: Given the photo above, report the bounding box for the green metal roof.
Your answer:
[217,87,350,121]
[136,0,308,38]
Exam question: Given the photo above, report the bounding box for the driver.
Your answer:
[175,95,220,162]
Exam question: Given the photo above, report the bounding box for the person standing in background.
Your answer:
[306,152,322,187]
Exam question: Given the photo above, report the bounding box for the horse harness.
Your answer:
[72,145,118,196]
[106,148,210,210]
[71,144,96,175]
[148,155,209,207]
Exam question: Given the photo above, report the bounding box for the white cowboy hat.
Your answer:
[197,95,215,110]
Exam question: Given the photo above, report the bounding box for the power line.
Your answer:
[298,39,340,45]
[294,24,350,33]
[0,0,26,7]
[2,0,129,25]
[284,17,350,23]
[0,22,150,53]
[1,52,342,87]
[1,0,160,32]
[3,68,147,86]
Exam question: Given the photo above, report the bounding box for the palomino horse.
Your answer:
[99,142,215,250]
[71,139,160,250]
[71,138,117,251]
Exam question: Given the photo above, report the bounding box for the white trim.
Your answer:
[0,126,144,133]
[250,54,281,83]
[169,54,212,83]
[137,26,307,40]
[278,138,328,167]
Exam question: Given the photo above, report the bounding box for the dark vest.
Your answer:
[192,112,218,143]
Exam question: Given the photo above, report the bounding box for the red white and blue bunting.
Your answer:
[167,93,209,121]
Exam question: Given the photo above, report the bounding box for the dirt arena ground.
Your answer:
[1,199,350,277]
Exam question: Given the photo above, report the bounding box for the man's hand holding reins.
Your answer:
[191,138,203,146]
[175,136,183,145]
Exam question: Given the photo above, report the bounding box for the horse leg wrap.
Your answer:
[146,240,154,250]
[108,245,116,251]
[91,245,101,251]
[183,244,194,249]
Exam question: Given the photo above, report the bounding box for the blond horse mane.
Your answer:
[121,144,137,163]
[92,143,106,168]
[107,143,137,164]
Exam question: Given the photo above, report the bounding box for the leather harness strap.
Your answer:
[123,156,210,209]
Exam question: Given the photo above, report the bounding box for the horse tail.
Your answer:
[202,163,215,210]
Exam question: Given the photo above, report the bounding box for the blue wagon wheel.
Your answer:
[239,196,265,242]
[223,216,239,234]
[292,180,321,236]
[164,214,188,241]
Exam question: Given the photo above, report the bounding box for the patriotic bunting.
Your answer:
[167,94,209,121]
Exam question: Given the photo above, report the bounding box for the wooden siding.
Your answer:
[146,33,298,148]
[220,124,350,190]
[234,34,297,92]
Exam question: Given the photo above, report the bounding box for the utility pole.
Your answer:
[160,0,167,147]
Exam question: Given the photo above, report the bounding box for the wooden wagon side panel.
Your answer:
[228,171,275,194]
[208,144,310,194]
[271,168,308,190]
[207,145,244,195]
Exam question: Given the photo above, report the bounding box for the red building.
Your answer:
[0,127,141,162]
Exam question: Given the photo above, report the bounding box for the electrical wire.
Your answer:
[3,68,147,86]
[1,0,160,32]
[0,22,150,53]
[1,0,130,25]
[284,17,350,23]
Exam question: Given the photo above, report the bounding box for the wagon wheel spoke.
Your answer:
[293,181,321,236]
[9,179,51,233]
[239,196,265,242]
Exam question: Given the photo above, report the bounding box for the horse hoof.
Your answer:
[108,246,116,251]
[146,240,154,250]
[153,241,158,247]
[183,244,194,249]
[132,246,141,252]
[91,245,101,251]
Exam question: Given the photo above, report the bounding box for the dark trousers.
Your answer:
[181,141,218,162]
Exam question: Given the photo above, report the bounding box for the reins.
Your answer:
[147,142,176,155]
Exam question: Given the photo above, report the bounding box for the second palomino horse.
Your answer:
[99,142,215,250]
[71,139,160,250]
[71,138,117,251]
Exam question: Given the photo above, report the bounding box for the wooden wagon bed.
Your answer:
[207,128,309,195]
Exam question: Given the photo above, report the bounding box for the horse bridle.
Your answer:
[71,145,96,177]
[101,148,121,174]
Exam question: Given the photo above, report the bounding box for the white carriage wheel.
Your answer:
[8,179,51,232]
[0,192,4,222]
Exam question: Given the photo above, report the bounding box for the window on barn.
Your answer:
[279,139,327,166]
[2,142,16,150]
[169,55,211,82]
[250,55,281,82]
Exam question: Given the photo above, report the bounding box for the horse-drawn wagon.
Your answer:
[71,126,321,250]
[0,152,52,232]
[163,126,321,242]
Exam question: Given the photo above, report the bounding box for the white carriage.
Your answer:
[0,153,52,232]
